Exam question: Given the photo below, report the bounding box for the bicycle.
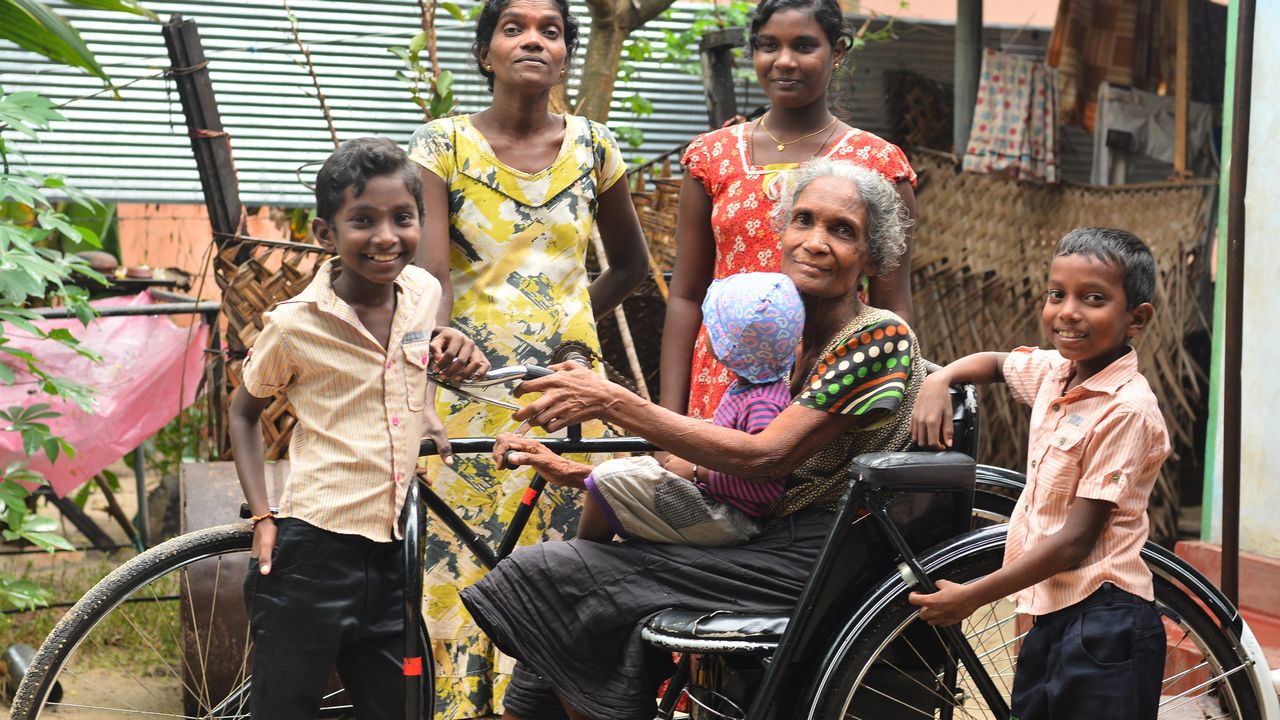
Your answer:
[8,364,1277,720]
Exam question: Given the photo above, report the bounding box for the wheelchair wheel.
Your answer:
[809,529,1265,720]
[8,523,353,719]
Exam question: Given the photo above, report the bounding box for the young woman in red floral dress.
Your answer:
[659,0,918,419]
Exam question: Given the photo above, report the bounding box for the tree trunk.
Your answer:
[570,0,676,123]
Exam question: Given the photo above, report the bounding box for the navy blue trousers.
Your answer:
[243,518,405,720]
[1011,583,1165,720]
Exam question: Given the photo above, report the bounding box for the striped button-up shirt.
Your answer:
[1002,346,1170,615]
[241,259,441,541]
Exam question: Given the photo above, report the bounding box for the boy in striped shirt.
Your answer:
[565,272,803,546]
[228,138,487,719]
[908,227,1170,720]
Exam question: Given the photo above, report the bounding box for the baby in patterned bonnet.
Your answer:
[574,271,804,546]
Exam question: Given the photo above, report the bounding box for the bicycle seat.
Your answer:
[642,609,787,654]
[853,451,976,492]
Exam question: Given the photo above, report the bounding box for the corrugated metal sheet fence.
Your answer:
[0,0,753,205]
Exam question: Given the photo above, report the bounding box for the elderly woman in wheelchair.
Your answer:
[461,158,933,720]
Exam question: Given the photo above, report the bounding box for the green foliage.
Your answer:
[0,0,155,88]
[0,80,112,611]
[390,0,474,121]
[142,398,210,478]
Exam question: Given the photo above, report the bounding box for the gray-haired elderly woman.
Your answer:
[464,158,927,720]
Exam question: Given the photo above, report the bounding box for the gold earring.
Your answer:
[560,68,568,78]
[485,64,493,72]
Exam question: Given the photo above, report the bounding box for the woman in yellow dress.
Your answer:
[407,0,648,715]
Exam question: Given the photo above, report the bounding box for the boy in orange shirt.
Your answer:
[909,227,1170,719]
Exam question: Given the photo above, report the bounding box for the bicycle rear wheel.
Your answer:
[809,528,1264,720]
[9,523,353,719]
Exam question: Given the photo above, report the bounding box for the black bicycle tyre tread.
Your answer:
[811,544,1264,720]
[9,523,254,719]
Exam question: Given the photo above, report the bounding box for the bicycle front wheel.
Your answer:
[9,523,351,719]
[808,528,1265,720]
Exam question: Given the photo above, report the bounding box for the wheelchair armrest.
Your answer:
[852,451,976,493]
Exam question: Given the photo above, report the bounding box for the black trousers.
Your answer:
[1011,583,1165,720]
[243,518,405,720]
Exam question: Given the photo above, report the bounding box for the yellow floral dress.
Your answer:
[408,114,625,719]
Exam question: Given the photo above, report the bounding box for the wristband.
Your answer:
[249,510,276,525]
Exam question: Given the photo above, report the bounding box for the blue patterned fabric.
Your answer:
[701,272,805,384]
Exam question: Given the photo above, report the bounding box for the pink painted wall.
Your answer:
[855,0,1059,27]
[116,204,296,304]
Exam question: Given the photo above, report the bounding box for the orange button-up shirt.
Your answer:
[1002,346,1170,615]
[241,259,440,542]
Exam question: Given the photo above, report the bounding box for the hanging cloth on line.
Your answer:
[0,291,208,497]
[963,48,1060,184]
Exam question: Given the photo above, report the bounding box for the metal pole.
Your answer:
[133,446,151,549]
[953,0,983,158]
[1221,0,1254,608]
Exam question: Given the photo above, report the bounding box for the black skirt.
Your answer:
[459,508,834,720]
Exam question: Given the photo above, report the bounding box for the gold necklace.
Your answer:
[758,114,839,152]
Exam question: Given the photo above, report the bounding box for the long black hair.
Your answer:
[472,0,580,92]
[748,0,850,54]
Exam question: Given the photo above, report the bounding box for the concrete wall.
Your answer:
[1236,0,1280,558]
[1204,0,1279,559]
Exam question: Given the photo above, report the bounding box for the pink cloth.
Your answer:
[0,292,209,496]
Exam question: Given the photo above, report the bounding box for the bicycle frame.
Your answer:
[402,431,657,717]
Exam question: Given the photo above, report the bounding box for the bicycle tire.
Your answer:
[9,523,353,719]
[807,528,1264,720]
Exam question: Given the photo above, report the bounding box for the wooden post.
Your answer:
[1174,0,1191,177]
[161,15,244,246]
[1222,0,1256,609]
[699,27,744,129]
[954,0,983,158]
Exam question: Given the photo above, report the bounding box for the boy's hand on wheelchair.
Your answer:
[420,408,450,471]
[493,432,593,488]
[252,520,278,575]
[910,373,954,449]
[430,327,490,381]
[909,579,978,626]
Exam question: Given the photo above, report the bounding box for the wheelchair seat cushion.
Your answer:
[854,451,976,492]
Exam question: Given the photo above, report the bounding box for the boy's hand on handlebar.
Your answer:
[251,519,278,575]
[908,579,977,626]
[493,433,593,488]
[910,373,954,449]
[512,362,622,432]
[430,327,490,381]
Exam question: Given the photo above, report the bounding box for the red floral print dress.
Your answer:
[681,122,917,419]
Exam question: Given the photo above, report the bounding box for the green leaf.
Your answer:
[19,513,58,534]
[0,0,113,85]
[439,2,465,22]
[0,481,29,513]
[63,0,158,21]
[23,530,75,552]
[0,577,53,611]
[0,90,62,140]
[437,69,454,96]
[408,30,429,55]
[0,364,12,384]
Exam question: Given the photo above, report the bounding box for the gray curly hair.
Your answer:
[771,158,909,277]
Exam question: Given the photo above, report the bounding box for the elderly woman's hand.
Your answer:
[493,432,593,488]
[511,362,630,433]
